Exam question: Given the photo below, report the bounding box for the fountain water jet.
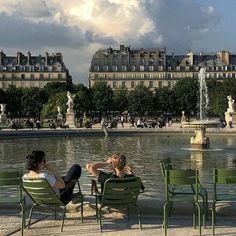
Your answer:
[182,68,218,149]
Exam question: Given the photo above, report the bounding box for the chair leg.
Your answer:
[27,204,36,229]
[136,205,142,230]
[60,206,66,232]
[95,197,99,222]
[81,195,84,223]
[20,203,25,236]
[98,208,102,233]
[164,202,169,236]
[193,203,196,228]
[54,206,57,220]
[195,202,201,235]
[212,201,216,236]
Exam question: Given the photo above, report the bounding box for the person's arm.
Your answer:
[86,158,112,177]
[45,163,65,189]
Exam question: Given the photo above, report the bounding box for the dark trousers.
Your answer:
[60,164,82,204]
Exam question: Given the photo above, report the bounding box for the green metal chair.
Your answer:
[92,177,142,232]
[212,168,236,236]
[22,178,83,232]
[164,169,202,236]
[0,170,26,236]
[160,158,208,227]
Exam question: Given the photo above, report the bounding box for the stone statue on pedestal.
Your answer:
[225,95,236,128]
[0,104,7,123]
[65,91,76,128]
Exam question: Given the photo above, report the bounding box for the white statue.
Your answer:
[227,95,235,112]
[57,106,62,115]
[66,91,76,112]
[0,104,6,115]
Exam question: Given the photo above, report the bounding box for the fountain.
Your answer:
[182,68,219,149]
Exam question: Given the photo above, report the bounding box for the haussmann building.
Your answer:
[89,45,236,90]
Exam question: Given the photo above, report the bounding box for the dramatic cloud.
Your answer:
[0,0,221,84]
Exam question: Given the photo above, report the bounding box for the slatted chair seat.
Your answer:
[92,177,142,232]
[22,178,83,232]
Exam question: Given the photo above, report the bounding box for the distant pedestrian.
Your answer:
[228,114,233,128]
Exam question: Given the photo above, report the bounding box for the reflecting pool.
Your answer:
[1,133,236,199]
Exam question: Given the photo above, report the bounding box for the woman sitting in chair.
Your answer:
[23,150,81,204]
[86,153,144,192]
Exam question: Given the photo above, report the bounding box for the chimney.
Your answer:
[17,52,22,65]
[187,51,194,66]
[218,51,230,65]
[27,51,31,65]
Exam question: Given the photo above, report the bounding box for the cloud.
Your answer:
[0,0,221,85]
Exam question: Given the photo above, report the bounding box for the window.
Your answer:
[140,65,144,71]
[113,81,117,88]
[103,65,108,71]
[112,65,117,71]
[149,81,153,88]
[94,65,100,71]
[21,74,25,79]
[158,81,163,88]
[58,74,62,79]
[131,65,136,71]
[30,74,35,79]
[40,74,44,79]
[131,81,135,88]
[140,81,144,86]
[49,74,53,79]
[122,65,126,71]
[149,66,154,71]
[122,81,126,88]
[168,81,171,87]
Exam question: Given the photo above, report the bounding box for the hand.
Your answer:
[124,165,133,175]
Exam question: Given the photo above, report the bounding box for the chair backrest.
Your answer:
[165,169,198,199]
[22,178,63,206]
[0,171,23,202]
[101,177,141,207]
[160,158,172,178]
[213,168,236,184]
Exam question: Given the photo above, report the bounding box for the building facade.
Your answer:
[89,45,236,90]
[0,51,71,89]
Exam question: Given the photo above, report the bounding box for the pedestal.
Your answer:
[225,111,236,127]
[66,112,76,128]
[0,114,7,123]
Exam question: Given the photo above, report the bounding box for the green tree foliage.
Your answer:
[44,82,76,99]
[0,88,7,103]
[173,78,198,116]
[91,81,114,114]
[41,92,67,120]
[21,88,47,119]
[153,87,174,114]
[128,84,153,116]
[5,85,23,118]
[113,87,129,112]
[74,84,92,117]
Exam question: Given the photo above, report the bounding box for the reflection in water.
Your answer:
[1,134,236,199]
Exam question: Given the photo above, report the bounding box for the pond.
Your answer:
[1,133,236,199]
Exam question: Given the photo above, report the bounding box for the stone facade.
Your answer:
[0,51,72,89]
[89,45,236,90]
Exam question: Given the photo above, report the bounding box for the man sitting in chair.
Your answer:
[23,150,82,204]
[86,153,144,192]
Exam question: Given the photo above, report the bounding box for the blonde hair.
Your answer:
[111,153,126,171]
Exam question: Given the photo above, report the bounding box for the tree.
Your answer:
[153,87,174,115]
[173,78,198,117]
[41,92,67,120]
[21,88,47,119]
[91,81,114,116]
[5,86,23,118]
[128,84,153,116]
[0,88,7,104]
[113,87,129,112]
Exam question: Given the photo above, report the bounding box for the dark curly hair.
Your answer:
[26,150,46,171]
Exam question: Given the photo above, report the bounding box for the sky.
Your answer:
[0,0,235,85]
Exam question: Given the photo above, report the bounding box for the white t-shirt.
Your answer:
[23,172,56,187]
